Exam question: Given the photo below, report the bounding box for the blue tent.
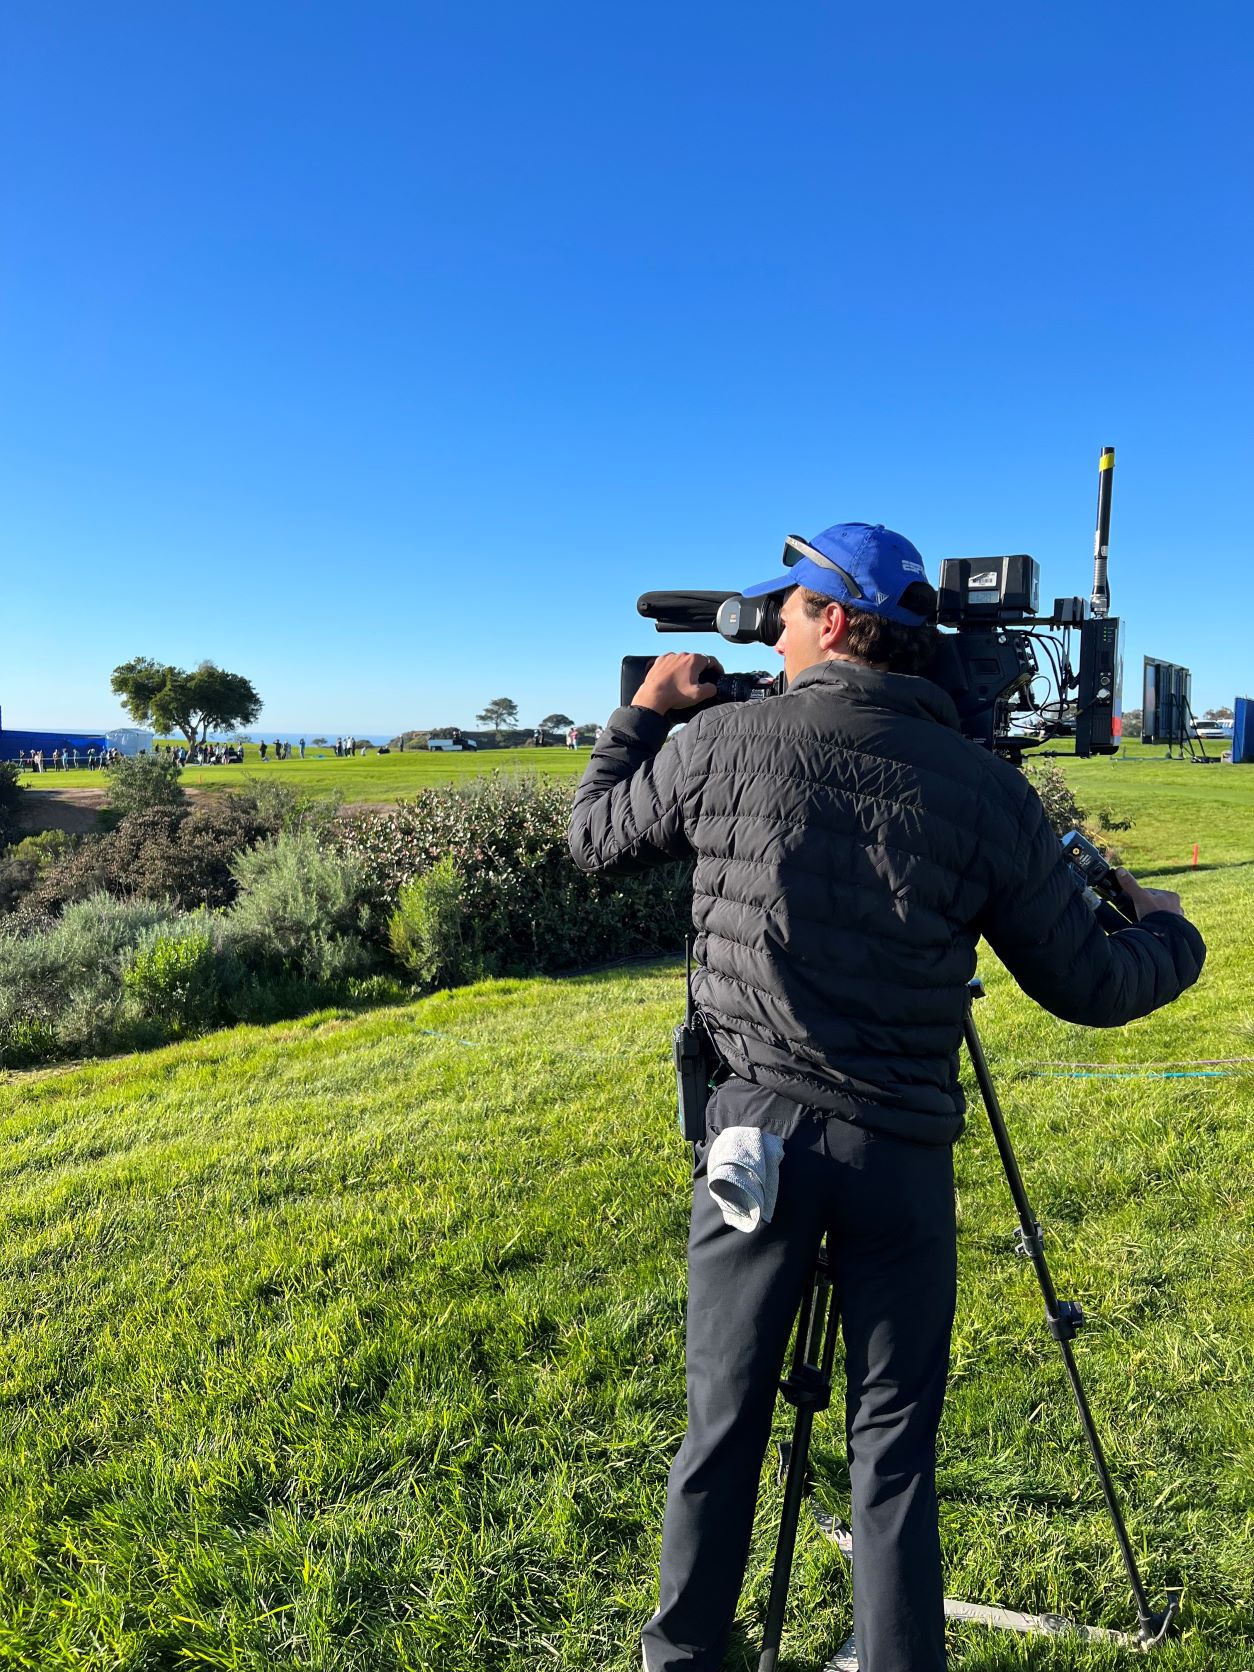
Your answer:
[0,727,110,761]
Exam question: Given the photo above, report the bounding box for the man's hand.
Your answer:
[633,652,723,717]
[1115,867,1186,920]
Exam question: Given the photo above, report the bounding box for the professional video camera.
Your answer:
[622,448,1123,762]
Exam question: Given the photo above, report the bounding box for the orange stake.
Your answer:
[1192,843,1199,868]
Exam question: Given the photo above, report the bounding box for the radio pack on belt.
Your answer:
[673,936,718,1142]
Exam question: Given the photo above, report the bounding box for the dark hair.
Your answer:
[798,584,939,678]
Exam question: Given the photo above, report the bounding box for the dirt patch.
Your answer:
[16,787,108,835]
[14,785,392,838]
[14,784,233,836]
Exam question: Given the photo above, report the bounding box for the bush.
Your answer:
[30,796,272,915]
[239,776,342,839]
[0,759,24,844]
[104,751,186,818]
[1023,761,1090,840]
[227,829,374,984]
[1023,760,1135,848]
[339,773,690,980]
[0,894,182,1065]
[0,830,77,913]
[388,857,466,989]
[122,921,220,1036]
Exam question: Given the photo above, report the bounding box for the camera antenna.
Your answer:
[1090,445,1115,619]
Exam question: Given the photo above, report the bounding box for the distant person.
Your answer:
[566,726,577,751]
[259,740,267,761]
[299,738,305,758]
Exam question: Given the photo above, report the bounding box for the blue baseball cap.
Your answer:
[742,523,933,627]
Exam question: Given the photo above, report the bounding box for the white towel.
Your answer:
[707,1126,785,1233]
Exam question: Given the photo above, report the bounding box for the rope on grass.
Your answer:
[1023,1068,1231,1079]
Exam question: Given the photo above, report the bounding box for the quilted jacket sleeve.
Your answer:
[568,705,696,874]
[979,781,1206,1027]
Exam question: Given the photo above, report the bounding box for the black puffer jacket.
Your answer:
[569,661,1206,1143]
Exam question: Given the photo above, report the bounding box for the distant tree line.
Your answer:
[389,697,600,752]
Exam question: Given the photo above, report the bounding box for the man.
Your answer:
[568,523,1205,1672]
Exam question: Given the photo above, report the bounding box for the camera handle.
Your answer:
[756,979,1178,1671]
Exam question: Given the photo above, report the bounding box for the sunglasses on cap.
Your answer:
[782,535,865,602]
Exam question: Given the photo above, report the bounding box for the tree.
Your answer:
[539,712,574,732]
[111,658,262,750]
[1202,706,1234,723]
[476,697,519,744]
[1120,708,1142,739]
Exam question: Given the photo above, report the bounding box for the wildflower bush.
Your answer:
[339,772,691,978]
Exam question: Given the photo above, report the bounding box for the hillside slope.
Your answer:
[3,851,1252,1670]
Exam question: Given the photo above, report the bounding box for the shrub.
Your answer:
[388,857,466,989]
[1023,760,1135,848]
[31,796,272,915]
[1023,761,1090,840]
[104,751,186,818]
[227,829,374,984]
[0,894,181,1065]
[122,921,220,1036]
[338,773,690,980]
[0,759,24,844]
[240,777,342,839]
[0,830,77,913]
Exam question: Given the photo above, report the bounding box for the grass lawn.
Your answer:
[15,733,1245,813]
[1,761,1251,1669]
[17,745,589,803]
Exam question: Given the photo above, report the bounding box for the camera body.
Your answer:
[622,455,1124,763]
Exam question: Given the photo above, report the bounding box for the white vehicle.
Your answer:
[1193,724,1233,741]
[427,735,478,752]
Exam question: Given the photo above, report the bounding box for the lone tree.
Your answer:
[539,712,574,732]
[1202,706,1234,723]
[111,658,262,751]
[476,696,519,744]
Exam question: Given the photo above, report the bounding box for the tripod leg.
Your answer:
[964,998,1177,1646]
[758,1407,819,1672]
[758,1248,842,1672]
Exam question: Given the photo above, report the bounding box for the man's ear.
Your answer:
[817,601,848,652]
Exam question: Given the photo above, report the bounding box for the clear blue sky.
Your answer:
[2,1,1250,733]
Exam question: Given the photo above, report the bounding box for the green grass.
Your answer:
[17,745,589,803]
[1,763,1252,1669]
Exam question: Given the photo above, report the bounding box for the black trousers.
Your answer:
[641,1078,957,1672]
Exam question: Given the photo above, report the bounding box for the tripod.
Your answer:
[756,980,1179,1672]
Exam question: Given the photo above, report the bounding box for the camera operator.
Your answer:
[568,523,1205,1672]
